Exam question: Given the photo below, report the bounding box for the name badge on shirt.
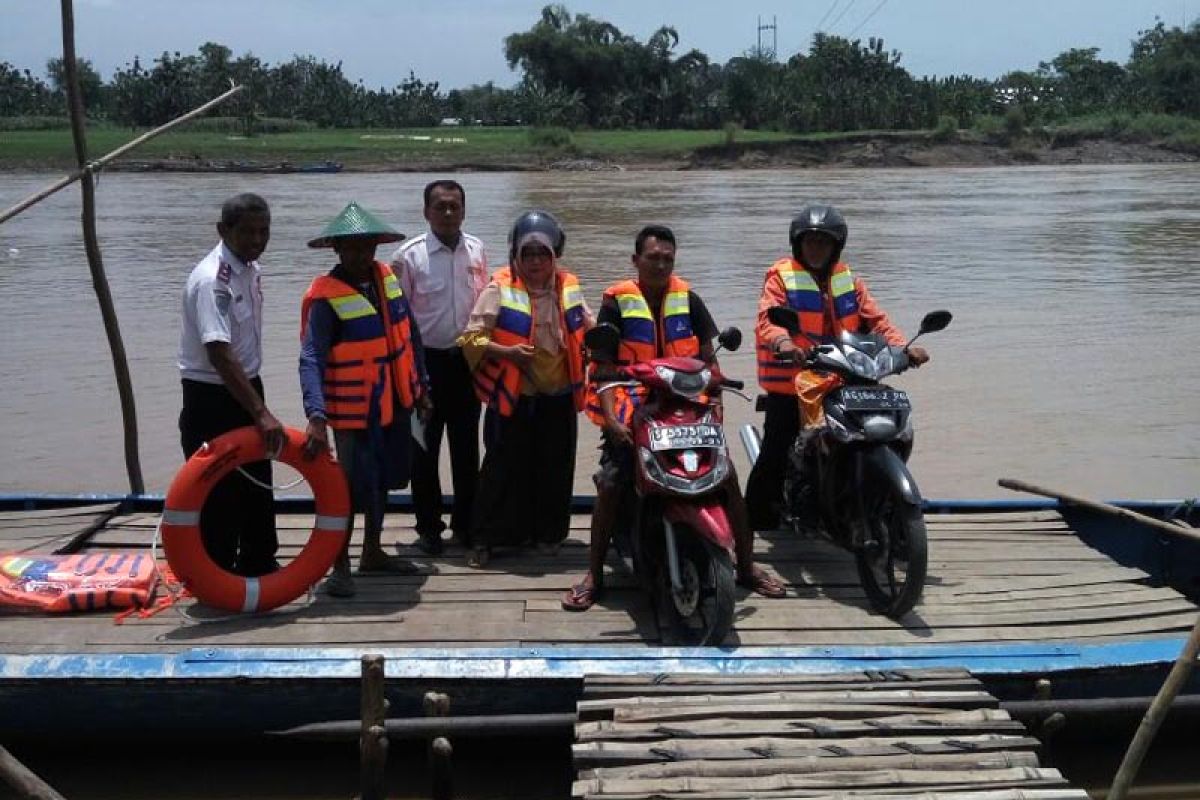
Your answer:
[214,287,232,315]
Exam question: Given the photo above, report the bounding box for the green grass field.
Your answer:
[0,124,804,169]
[4,116,1195,170]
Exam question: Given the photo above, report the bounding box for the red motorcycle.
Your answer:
[586,323,747,645]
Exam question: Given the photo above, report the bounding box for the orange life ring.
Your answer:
[161,425,350,613]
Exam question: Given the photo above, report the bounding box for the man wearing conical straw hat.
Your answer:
[299,202,433,597]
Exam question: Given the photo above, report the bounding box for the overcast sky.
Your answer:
[2,0,1194,90]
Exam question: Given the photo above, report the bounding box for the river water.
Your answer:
[1,164,1198,499]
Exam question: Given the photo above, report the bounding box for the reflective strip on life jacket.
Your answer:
[585,276,700,427]
[300,261,420,428]
[757,259,861,394]
[473,266,588,416]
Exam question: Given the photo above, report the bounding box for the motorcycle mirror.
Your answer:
[766,305,800,335]
[905,309,952,350]
[919,310,952,335]
[584,323,621,360]
[716,326,742,353]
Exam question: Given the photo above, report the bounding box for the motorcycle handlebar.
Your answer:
[785,345,915,373]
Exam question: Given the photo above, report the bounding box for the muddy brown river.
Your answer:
[1,164,1198,499]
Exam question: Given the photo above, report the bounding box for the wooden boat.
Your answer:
[0,492,1196,742]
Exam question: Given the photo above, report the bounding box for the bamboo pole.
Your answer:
[0,745,68,800]
[0,84,243,227]
[360,654,388,800]
[998,478,1200,544]
[58,0,143,494]
[1106,614,1200,800]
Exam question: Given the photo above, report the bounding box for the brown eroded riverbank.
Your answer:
[76,135,1200,173]
[2,124,1197,174]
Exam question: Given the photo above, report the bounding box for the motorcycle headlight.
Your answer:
[638,446,729,495]
[656,365,709,399]
[874,347,894,376]
[846,349,877,380]
[861,414,899,441]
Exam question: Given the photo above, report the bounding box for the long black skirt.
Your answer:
[471,393,578,548]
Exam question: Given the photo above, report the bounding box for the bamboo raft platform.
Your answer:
[0,505,1195,653]
[571,668,1087,800]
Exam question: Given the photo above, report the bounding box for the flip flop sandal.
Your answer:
[739,569,787,598]
[561,580,599,611]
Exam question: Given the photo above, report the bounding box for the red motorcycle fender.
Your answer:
[663,500,736,554]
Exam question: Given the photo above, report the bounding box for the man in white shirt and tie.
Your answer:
[392,180,488,554]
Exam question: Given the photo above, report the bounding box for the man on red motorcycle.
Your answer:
[562,224,786,611]
[744,204,930,531]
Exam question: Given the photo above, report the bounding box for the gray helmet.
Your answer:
[789,204,847,270]
[509,209,565,260]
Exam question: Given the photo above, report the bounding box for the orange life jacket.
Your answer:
[757,259,861,394]
[472,266,588,417]
[300,261,420,429]
[0,552,157,613]
[585,276,701,426]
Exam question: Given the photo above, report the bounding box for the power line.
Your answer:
[827,0,858,32]
[848,0,890,37]
[814,0,843,31]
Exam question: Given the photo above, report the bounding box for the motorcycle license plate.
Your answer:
[841,388,911,411]
[648,423,725,451]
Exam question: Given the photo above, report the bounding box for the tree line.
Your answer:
[3,5,1198,132]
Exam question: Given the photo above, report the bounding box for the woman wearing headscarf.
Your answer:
[459,210,594,568]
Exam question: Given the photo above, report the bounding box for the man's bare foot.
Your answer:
[737,566,787,598]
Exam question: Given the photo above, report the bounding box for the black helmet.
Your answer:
[789,204,847,270]
[509,209,565,260]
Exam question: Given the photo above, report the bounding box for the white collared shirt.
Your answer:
[391,230,488,349]
[177,241,264,383]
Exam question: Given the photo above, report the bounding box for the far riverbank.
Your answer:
[1,119,1197,173]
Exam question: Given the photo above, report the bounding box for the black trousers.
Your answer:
[410,347,481,540]
[744,391,801,531]
[179,377,278,575]
[472,394,577,548]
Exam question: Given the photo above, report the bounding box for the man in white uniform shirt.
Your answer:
[392,180,488,554]
[178,193,284,576]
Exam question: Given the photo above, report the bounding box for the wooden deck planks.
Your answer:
[0,507,1193,652]
[571,670,1088,800]
[0,504,120,553]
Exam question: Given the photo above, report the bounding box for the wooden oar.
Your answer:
[998,478,1200,544]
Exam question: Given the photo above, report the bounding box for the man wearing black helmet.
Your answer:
[745,204,929,531]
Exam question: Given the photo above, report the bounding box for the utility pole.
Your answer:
[756,14,778,60]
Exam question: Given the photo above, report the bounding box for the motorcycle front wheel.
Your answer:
[855,483,928,618]
[656,531,735,646]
